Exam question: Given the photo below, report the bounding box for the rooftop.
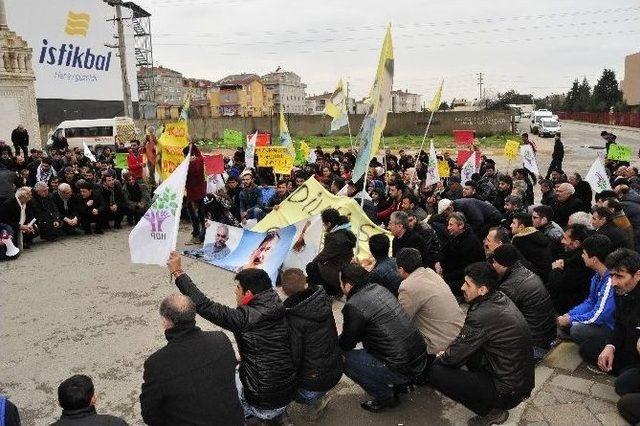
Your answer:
[216,73,261,86]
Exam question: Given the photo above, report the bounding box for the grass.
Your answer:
[197,132,517,153]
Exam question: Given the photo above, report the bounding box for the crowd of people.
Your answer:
[2,128,640,425]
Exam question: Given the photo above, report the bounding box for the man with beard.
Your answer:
[101,174,127,229]
[201,223,232,261]
[52,183,80,235]
[28,181,62,241]
[494,174,513,214]
[441,212,485,297]
[77,180,106,235]
[123,172,151,225]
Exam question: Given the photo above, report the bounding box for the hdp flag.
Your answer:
[585,157,612,193]
[129,153,190,265]
[461,151,477,184]
[279,104,296,159]
[83,142,97,163]
[352,25,394,183]
[246,131,257,169]
[427,80,444,112]
[425,140,440,186]
[324,79,349,132]
[520,144,540,176]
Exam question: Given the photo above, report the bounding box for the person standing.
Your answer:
[140,294,244,425]
[428,262,534,425]
[546,134,564,179]
[183,144,207,245]
[11,125,28,159]
[126,140,144,182]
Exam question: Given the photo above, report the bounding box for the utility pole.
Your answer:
[476,72,484,101]
[105,0,133,118]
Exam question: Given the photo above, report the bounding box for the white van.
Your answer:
[47,117,140,151]
[530,110,553,134]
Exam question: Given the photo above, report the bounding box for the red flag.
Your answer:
[203,154,224,175]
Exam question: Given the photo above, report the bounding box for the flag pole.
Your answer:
[345,80,354,151]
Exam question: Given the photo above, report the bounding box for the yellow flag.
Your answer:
[427,80,444,112]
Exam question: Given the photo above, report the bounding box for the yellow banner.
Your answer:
[437,160,450,177]
[504,139,520,160]
[252,176,391,260]
[158,122,189,180]
[257,146,294,173]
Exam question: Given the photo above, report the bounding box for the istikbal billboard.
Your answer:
[6,0,139,102]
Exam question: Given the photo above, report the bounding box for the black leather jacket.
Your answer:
[498,262,557,349]
[175,274,296,410]
[439,291,535,397]
[339,282,427,376]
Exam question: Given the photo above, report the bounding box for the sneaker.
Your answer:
[360,395,400,413]
[467,409,509,426]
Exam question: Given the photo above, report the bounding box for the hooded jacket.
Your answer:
[497,262,557,349]
[512,227,552,282]
[312,223,357,291]
[284,286,343,391]
[175,274,296,410]
[568,270,615,330]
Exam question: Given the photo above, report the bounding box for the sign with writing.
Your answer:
[158,121,189,180]
[257,146,294,174]
[504,140,520,159]
[223,129,245,147]
[437,160,450,177]
[607,144,632,162]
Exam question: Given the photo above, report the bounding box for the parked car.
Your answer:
[530,110,553,134]
[538,118,561,137]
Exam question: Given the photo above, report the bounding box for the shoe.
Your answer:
[467,409,509,426]
[393,383,414,396]
[360,395,400,413]
[305,394,330,421]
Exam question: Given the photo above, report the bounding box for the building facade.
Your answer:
[621,52,640,106]
[262,71,307,114]
[210,73,273,117]
[305,92,332,115]
[137,66,185,119]
[391,89,422,113]
[183,78,215,118]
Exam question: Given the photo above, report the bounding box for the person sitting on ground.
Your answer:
[266,180,289,213]
[491,244,557,362]
[0,394,21,425]
[396,248,464,360]
[51,375,128,425]
[306,208,356,297]
[239,171,265,223]
[400,193,427,222]
[532,204,564,260]
[591,205,633,251]
[122,172,150,225]
[100,174,127,230]
[167,253,296,424]
[140,294,243,425]
[389,211,430,268]
[428,262,534,426]
[547,223,595,314]
[339,264,427,413]
[367,233,403,297]
[0,186,36,249]
[539,179,557,208]
[510,211,552,282]
[483,226,510,258]
[557,235,615,363]
[376,179,404,225]
[77,180,106,235]
[500,194,524,231]
[588,249,640,383]
[28,181,62,241]
[407,210,442,272]
[554,182,588,228]
[281,268,342,421]
[603,197,635,249]
[52,183,80,235]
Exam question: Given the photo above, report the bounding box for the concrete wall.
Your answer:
[39,110,512,146]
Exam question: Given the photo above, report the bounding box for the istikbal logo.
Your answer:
[38,10,112,71]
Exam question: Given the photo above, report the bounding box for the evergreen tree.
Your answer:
[592,68,622,112]
[575,77,592,112]
[564,79,580,111]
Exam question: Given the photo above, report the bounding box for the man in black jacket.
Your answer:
[52,375,127,425]
[28,182,62,241]
[101,174,127,229]
[546,134,564,179]
[592,206,633,251]
[77,180,106,234]
[52,183,81,235]
[429,262,534,425]
[167,253,296,423]
[389,211,430,269]
[339,264,427,413]
[511,212,552,282]
[548,224,595,314]
[407,211,441,272]
[368,233,403,297]
[140,293,244,425]
[11,125,28,159]
[555,183,588,228]
[282,268,342,421]
[491,244,557,361]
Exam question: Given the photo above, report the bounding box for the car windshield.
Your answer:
[541,120,559,127]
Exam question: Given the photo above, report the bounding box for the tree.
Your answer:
[574,77,592,112]
[592,68,622,112]
[486,90,534,110]
[564,79,580,111]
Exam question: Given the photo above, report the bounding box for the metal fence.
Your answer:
[557,111,640,128]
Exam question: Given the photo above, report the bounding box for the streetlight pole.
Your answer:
[105,0,133,118]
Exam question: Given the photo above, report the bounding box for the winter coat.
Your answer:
[392,229,430,268]
[437,290,535,397]
[10,128,28,146]
[620,190,640,248]
[568,270,615,330]
[312,224,357,291]
[538,221,564,260]
[339,282,427,376]
[512,227,552,282]
[0,166,19,200]
[398,267,464,354]
[497,262,557,349]
[597,222,633,251]
[101,184,127,211]
[140,322,244,426]
[540,191,557,209]
[477,177,497,203]
[555,195,588,228]
[453,198,502,238]
[50,406,127,425]
[186,153,206,202]
[547,248,593,314]
[612,212,635,249]
[368,256,403,297]
[78,191,107,219]
[123,182,151,211]
[414,222,441,268]
[608,285,640,371]
[238,184,263,215]
[441,227,486,288]
[175,274,296,410]
[284,286,343,392]
[552,139,564,161]
[574,181,593,208]
[27,192,62,239]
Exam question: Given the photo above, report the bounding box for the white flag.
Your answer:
[425,140,440,186]
[245,131,257,169]
[83,142,97,163]
[585,157,612,193]
[520,144,539,176]
[461,152,477,184]
[129,154,190,265]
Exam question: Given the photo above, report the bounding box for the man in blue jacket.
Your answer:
[556,235,616,363]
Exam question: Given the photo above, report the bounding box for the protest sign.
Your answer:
[453,130,474,146]
[252,176,391,259]
[504,140,520,159]
[257,146,294,174]
[437,161,450,178]
[607,144,632,162]
[203,154,224,175]
[223,129,244,147]
[158,122,189,180]
[114,153,128,169]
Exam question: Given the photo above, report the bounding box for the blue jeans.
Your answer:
[570,322,612,346]
[295,389,326,406]
[343,348,410,400]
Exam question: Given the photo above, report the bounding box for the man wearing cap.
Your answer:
[491,244,557,362]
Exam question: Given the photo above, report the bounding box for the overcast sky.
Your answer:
[135,0,639,103]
